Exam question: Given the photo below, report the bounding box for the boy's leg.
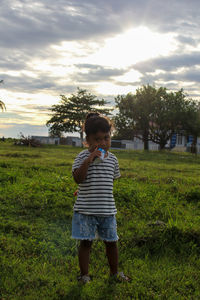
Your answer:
[78,240,93,276]
[104,241,118,275]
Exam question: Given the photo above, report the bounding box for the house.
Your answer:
[171,134,200,153]
[31,136,60,145]
[111,134,200,153]
[111,138,159,150]
[31,135,82,147]
[62,136,82,147]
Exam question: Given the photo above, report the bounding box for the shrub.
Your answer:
[14,132,41,147]
[183,188,200,203]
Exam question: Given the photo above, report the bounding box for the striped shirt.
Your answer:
[72,149,120,215]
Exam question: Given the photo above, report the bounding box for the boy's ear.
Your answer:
[84,136,89,147]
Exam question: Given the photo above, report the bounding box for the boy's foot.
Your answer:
[77,274,91,284]
[110,272,131,283]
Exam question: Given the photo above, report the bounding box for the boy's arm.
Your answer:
[73,157,90,184]
[113,157,121,180]
[73,148,101,184]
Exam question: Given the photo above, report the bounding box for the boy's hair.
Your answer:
[83,112,112,136]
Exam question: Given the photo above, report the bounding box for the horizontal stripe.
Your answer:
[77,196,114,199]
[74,209,117,213]
[78,190,113,193]
[75,200,115,204]
[74,204,116,207]
[90,163,115,168]
[87,170,114,177]
[84,175,114,179]
[79,191,113,194]
[79,184,113,189]
[74,206,116,210]
[74,211,117,216]
[83,178,114,183]
[91,166,114,171]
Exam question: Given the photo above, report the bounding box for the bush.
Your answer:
[184,188,200,203]
[14,132,41,147]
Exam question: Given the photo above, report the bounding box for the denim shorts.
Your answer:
[72,211,119,242]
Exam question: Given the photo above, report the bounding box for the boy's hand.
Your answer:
[87,147,101,163]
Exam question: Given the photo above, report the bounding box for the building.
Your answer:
[31,135,82,147]
[63,136,82,147]
[31,136,60,145]
[111,134,200,153]
[111,138,159,150]
[171,134,200,153]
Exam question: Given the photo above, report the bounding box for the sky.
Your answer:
[0,0,200,138]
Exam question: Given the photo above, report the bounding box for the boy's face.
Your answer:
[86,131,111,152]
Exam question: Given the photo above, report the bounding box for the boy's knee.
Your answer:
[80,240,93,248]
[104,241,117,248]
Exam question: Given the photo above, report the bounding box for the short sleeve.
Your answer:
[72,151,88,173]
[114,157,121,179]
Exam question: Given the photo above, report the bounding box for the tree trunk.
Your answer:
[191,136,197,155]
[80,131,84,148]
[159,139,166,151]
[143,131,149,150]
[159,144,165,151]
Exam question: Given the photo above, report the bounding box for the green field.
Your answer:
[0,141,200,300]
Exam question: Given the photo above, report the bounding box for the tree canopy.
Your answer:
[115,85,164,149]
[114,85,200,150]
[46,88,111,144]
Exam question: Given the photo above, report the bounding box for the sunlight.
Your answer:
[113,69,142,83]
[96,82,137,96]
[86,26,177,68]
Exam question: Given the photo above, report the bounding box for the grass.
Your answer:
[0,141,200,299]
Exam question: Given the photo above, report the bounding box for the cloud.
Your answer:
[1,1,200,89]
[21,104,51,112]
[176,35,199,46]
[131,52,200,94]
[73,64,127,82]
[136,67,200,97]
[0,0,122,50]
[0,112,32,121]
[0,122,49,138]
[1,0,200,137]
[0,71,77,94]
[1,0,200,51]
[133,52,200,73]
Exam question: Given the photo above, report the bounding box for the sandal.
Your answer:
[77,274,91,284]
[110,272,131,283]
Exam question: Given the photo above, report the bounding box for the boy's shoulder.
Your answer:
[76,149,90,157]
[79,149,89,154]
[108,151,118,161]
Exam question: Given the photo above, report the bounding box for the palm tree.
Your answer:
[0,80,6,111]
[0,100,6,111]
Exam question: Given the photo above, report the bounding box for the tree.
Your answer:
[183,101,200,154]
[148,89,197,150]
[114,85,160,150]
[113,94,136,140]
[114,85,198,150]
[0,80,6,111]
[46,88,111,145]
